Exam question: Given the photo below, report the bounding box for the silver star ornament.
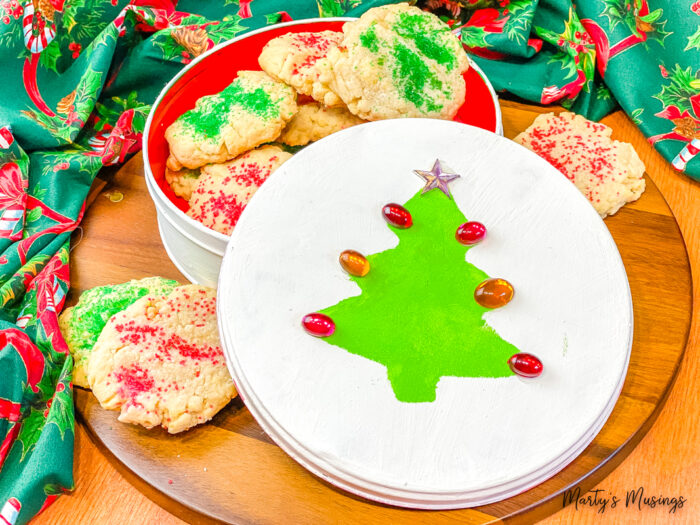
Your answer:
[413,159,461,199]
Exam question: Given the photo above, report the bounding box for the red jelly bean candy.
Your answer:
[382,203,412,229]
[456,221,486,245]
[302,313,335,337]
[508,353,543,378]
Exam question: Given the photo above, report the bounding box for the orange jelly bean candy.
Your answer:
[339,250,370,277]
[474,278,514,308]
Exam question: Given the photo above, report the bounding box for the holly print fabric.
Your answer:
[0,0,697,523]
[422,0,700,179]
[0,2,393,523]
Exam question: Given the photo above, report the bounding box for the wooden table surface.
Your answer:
[34,102,699,524]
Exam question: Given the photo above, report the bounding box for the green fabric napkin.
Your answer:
[427,0,700,176]
[1,1,697,523]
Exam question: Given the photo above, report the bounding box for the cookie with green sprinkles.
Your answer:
[321,4,469,121]
[58,277,179,388]
[165,71,298,170]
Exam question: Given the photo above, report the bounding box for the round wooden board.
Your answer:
[69,103,692,525]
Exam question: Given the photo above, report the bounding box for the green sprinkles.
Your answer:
[355,10,459,113]
[393,12,458,72]
[178,78,282,139]
[391,40,445,113]
[360,23,380,53]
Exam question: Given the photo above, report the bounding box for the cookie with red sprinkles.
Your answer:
[187,145,292,235]
[514,112,646,218]
[259,30,344,107]
[87,285,236,434]
[59,277,179,389]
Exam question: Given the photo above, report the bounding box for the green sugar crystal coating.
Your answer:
[319,189,518,403]
[62,277,179,370]
[178,78,282,139]
[391,41,444,114]
[356,10,458,112]
[393,12,457,72]
[360,23,380,52]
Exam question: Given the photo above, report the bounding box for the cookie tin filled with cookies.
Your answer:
[143,12,502,287]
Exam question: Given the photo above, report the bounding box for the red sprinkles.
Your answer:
[170,332,222,361]
[228,161,273,187]
[113,364,155,399]
[189,156,277,234]
[521,114,620,203]
[108,291,222,402]
[289,33,339,75]
[115,322,163,345]
[188,191,246,234]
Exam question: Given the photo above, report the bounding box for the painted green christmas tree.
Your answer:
[318,184,519,403]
